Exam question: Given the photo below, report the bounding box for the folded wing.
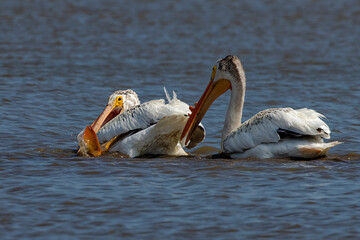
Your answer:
[97,96,205,149]
[223,108,330,153]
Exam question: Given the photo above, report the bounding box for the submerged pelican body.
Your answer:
[181,55,341,159]
[78,88,205,157]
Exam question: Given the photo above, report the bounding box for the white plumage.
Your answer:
[78,88,205,157]
[181,55,341,159]
[107,115,190,157]
[223,108,329,152]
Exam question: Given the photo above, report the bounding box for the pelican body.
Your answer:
[78,88,205,157]
[181,55,341,159]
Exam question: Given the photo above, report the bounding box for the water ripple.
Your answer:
[1,0,360,239]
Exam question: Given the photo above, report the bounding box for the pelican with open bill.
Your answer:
[77,88,205,157]
[181,55,341,159]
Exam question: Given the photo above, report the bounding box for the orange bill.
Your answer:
[181,66,231,145]
[77,95,125,157]
[91,105,114,133]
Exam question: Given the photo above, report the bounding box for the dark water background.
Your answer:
[1,0,360,239]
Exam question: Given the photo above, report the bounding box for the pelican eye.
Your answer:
[113,96,123,108]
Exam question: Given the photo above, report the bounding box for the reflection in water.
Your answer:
[1,0,360,239]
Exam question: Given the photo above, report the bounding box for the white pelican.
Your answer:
[181,55,341,159]
[78,88,205,157]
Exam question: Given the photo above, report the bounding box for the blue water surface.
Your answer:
[0,0,359,239]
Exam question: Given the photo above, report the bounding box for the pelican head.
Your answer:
[77,89,140,157]
[91,89,140,133]
[181,55,246,145]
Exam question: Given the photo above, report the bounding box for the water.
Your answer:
[1,0,360,239]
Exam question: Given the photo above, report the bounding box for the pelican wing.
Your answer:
[97,99,183,143]
[97,92,205,148]
[223,108,330,153]
[108,115,190,157]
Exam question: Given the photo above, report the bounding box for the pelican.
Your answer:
[78,88,205,157]
[181,55,341,159]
